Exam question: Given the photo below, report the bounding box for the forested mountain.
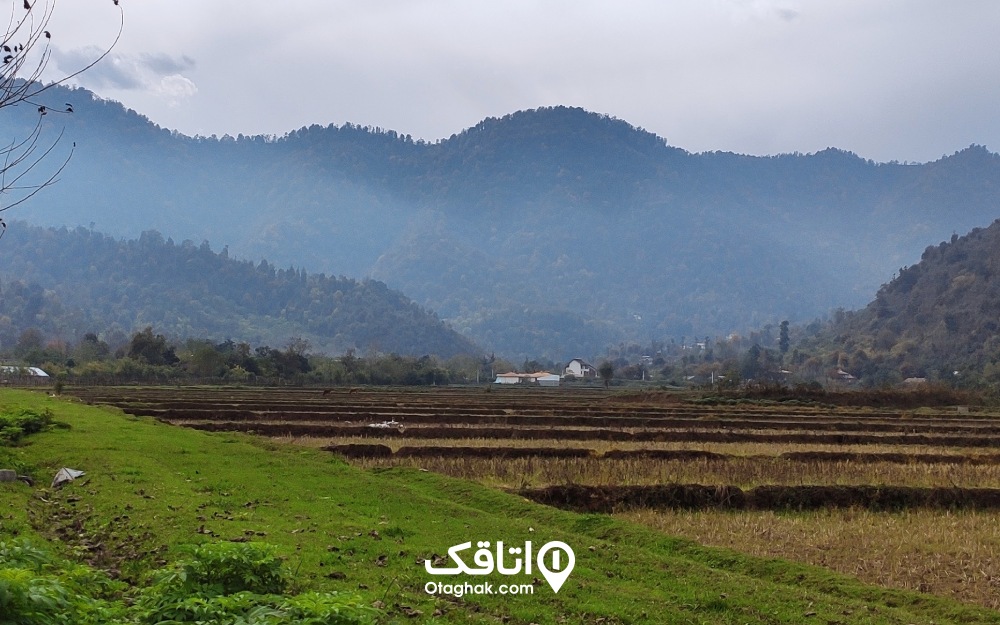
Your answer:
[0,223,476,358]
[802,219,1000,385]
[7,84,1000,359]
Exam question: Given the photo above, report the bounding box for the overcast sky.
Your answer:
[38,0,1000,163]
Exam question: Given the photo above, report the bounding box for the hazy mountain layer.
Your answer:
[8,85,1000,358]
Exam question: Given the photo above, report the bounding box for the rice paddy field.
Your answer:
[69,385,1000,610]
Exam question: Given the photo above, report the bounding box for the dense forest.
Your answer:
[798,219,1000,386]
[10,216,1000,389]
[0,224,477,358]
[7,84,1000,358]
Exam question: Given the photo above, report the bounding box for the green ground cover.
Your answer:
[2,388,999,624]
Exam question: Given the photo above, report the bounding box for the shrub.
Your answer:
[0,539,376,625]
[0,409,55,445]
[277,591,378,625]
[137,542,376,624]
[0,567,73,625]
[181,541,287,596]
[0,539,123,625]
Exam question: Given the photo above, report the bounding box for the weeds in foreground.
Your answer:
[0,539,377,625]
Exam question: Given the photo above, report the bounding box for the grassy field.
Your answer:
[4,387,1000,623]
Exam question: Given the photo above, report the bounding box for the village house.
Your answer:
[834,368,857,384]
[563,358,597,379]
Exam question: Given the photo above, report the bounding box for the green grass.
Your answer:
[2,388,1000,624]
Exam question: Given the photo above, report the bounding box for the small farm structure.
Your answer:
[494,372,523,385]
[533,372,561,387]
[0,366,50,386]
[494,371,561,386]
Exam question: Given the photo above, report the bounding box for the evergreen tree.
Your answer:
[779,320,790,358]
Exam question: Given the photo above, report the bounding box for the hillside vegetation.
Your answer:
[4,388,1000,623]
[9,85,1000,358]
[801,219,1000,386]
[0,223,477,358]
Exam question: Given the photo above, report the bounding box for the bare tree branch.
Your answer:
[0,0,123,235]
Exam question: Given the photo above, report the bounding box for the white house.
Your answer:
[494,371,562,386]
[563,358,596,379]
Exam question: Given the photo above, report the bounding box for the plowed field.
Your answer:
[67,385,1000,608]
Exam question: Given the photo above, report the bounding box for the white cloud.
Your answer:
[51,47,197,105]
[155,74,198,104]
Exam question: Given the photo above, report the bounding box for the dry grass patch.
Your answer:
[283,435,998,456]
[619,507,1000,610]
[314,451,1000,489]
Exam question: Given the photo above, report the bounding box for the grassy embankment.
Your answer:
[3,388,1000,624]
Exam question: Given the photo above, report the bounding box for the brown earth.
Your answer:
[520,484,1000,513]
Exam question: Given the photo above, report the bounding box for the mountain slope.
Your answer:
[0,223,477,357]
[9,85,1000,358]
[805,219,1000,384]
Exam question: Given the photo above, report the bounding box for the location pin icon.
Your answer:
[536,541,575,593]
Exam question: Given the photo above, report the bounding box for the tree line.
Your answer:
[3,325,499,386]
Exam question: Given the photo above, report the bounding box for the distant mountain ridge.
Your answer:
[0,223,477,358]
[7,84,1000,358]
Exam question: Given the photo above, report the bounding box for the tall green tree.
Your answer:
[599,361,614,388]
[779,320,790,358]
[740,344,763,380]
[128,327,178,366]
